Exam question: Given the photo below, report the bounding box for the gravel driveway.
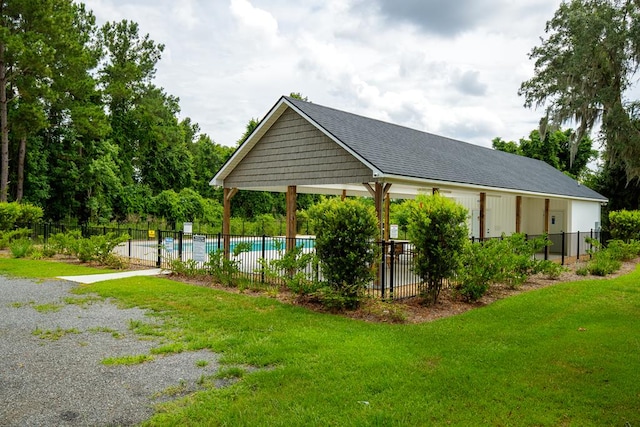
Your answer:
[0,275,221,426]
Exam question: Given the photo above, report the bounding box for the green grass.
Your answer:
[102,354,155,366]
[0,258,115,278]
[4,260,640,426]
[32,327,80,340]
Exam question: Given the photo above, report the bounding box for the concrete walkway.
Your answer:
[57,268,168,284]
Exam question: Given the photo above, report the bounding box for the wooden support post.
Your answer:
[544,198,550,234]
[286,185,297,252]
[384,193,391,240]
[223,187,238,259]
[479,192,486,241]
[374,182,384,240]
[341,189,347,201]
[516,196,522,234]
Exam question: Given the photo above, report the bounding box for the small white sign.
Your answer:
[390,224,399,239]
[184,222,193,234]
[193,235,206,262]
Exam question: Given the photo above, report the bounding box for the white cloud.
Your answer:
[88,0,566,148]
[229,0,280,45]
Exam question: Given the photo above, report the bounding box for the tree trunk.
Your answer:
[16,134,26,202]
[0,42,8,202]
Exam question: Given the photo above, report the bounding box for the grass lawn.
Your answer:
[1,258,639,426]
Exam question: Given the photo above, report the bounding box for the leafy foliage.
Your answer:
[257,242,318,295]
[456,234,554,301]
[309,198,379,309]
[520,0,640,182]
[609,210,640,242]
[406,194,468,305]
[0,202,43,230]
[578,237,640,276]
[492,127,597,179]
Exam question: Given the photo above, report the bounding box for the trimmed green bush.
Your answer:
[309,197,379,309]
[609,210,640,242]
[406,194,468,305]
[0,202,43,231]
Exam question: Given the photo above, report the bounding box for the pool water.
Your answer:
[165,237,315,253]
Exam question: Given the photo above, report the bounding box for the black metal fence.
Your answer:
[20,223,608,300]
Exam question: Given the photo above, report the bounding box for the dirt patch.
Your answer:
[168,258,639,324]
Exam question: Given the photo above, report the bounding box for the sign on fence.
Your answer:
[184,222,193,234]
[390,224,399,239]
[164,237,174,253]
[193,235,206,262]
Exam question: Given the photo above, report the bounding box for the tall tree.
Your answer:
[0,0,92,202]
[98,19,164,185]
[131,86,194,193]
[519,0,640,182]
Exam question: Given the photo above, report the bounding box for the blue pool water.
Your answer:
[164,237,315,253]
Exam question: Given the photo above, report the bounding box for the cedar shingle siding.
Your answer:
[225,108,372,187]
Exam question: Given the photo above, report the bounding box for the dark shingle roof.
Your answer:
[285,96,606,201]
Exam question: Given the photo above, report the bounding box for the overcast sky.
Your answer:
[89,0,564,148]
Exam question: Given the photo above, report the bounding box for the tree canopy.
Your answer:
[492,126,598,179]
[0,1,236,224]
[519,0,640,182]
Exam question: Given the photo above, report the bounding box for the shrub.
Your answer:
[257,242,318,295]
[9,238,33,258]
[73,233,129,263]
[0,228,31,249]
[171,259,205,277]
[46,231,128,264]
[47,230,83,256]
[0,202,43,231]
[609,210,640,242]
[456,234,553,301]
[205,244,250,287]
[604,239,640,262]
[309,198,379,309]
[406,194,468,305]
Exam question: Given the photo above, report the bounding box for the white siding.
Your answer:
[569,200,601,233]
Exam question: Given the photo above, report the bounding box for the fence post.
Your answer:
[380,240,386,299]
[544,235,549,261]
[590,229,593,259]
[389,241,395,299]
[178,230,183,261]
[261,234,266,284]
[128,228,132,259]
[561,232,565,265]
[156,230,162,268]
[576,231,580,262]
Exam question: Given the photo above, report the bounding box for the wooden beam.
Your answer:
[363,183,376,198]
[223,187,237,259]
[544,198,550,234]
[479,192,486,240]
[384,193,391,240]
[516,195,522,234]
[286,185,297,252]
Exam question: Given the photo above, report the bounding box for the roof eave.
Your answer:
[379,173,608,203]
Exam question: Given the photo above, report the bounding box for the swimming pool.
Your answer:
[162,237,315,254]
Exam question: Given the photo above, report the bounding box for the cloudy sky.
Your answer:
[89,0,564,148]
